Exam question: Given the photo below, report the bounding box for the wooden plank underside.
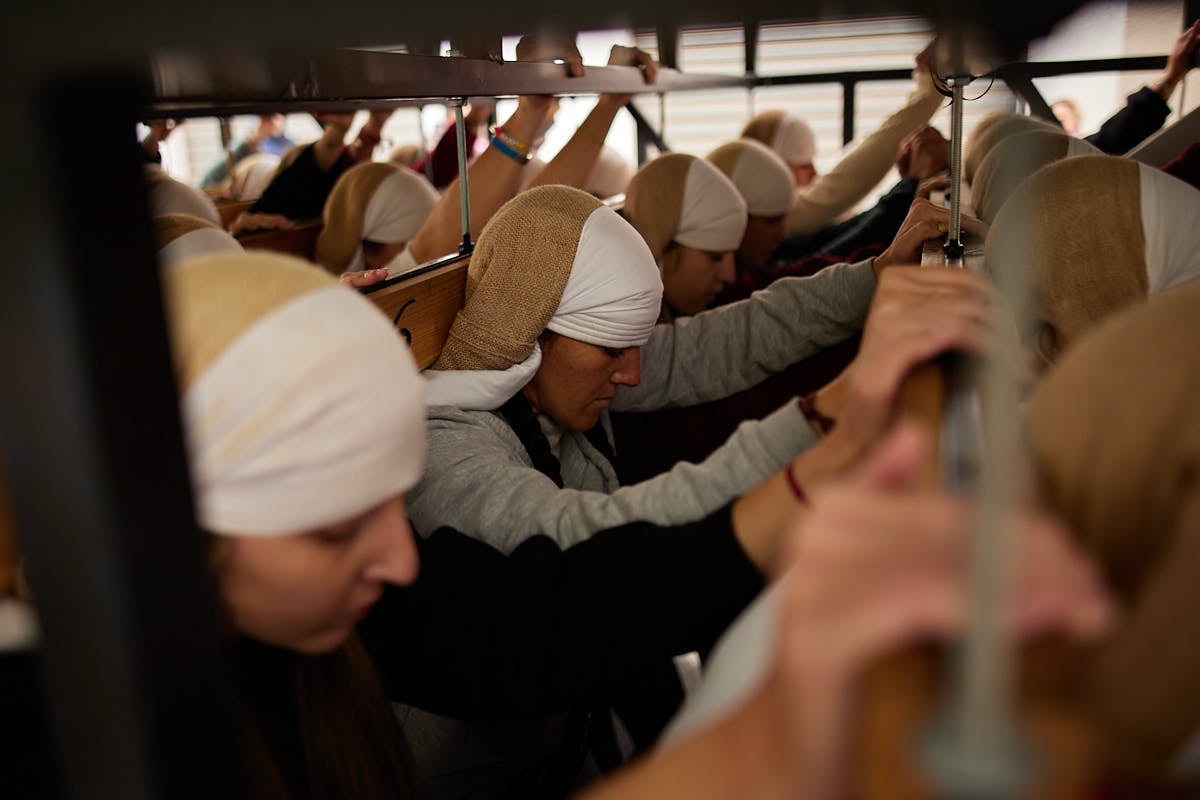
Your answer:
[238,220,323,261]
[366,261,468,369]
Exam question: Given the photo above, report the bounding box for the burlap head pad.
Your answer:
[153,213,221,251]
[433,186,602,371]
[972,130,1071,225]
[965,112,1060,185]
[1027,281,1200,772]
[622,153,694,260]
[740,110,784,152]
[707,138,794,217]
[314,161,397,274]
[985,155,1147,367]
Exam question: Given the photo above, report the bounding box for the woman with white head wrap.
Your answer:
[741,46,942,237]
[986,154,1200,369]
[413,184,993,553]
[621,154,748,317]
[152,213,243,269]
[741,110,818,186]
[314,161,440,278]
[144,166,223,227]
[707,139,795,269]
[1026,281,1200,784]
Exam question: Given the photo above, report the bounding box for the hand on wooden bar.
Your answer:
[874,198,988,272]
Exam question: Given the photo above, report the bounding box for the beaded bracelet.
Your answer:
[490,136,531,164]
[492,126,530,154]
[797,392,836,436]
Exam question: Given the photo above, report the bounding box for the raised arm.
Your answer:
[408,35,582,262]
[527,45,658,190]
[785,47,942,236]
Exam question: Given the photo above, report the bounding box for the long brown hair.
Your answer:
[212,537,415,800]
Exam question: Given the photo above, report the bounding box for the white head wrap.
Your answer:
[159,226,243,269]
[229,153,281,201]
[771,114,817,166]
[169,253,426,536]
[425,202,662,410]
[676,159,748,253]
[145,166,222,226]
[586,146,634,199]
[348,169,440,273]
[546,206,663,346]
[1138,163,1200,295]
[708,139,795,217]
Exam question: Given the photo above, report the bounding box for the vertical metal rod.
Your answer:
[944,78,966,264]
[451,97,473,254]
[842,80,856,145]
[218,116,235,180]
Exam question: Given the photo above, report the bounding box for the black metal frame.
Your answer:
[0,73,243,799]
[0,3,1189,796]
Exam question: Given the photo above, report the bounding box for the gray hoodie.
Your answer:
[408,258,877,551]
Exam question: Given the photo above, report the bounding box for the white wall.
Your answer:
[1028,1,1130,135]
[1028,0,1191,134]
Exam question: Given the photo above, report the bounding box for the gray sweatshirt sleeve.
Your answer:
[612,259,876,414]
[409,402,817,552]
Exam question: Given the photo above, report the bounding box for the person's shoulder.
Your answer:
[427,406,515,439]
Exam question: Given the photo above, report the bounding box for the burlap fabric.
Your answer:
[153,213,220,251]
[314,161,397,273]
[740,110,784,151]
[432,186,600,372]
[1028,280,1200,774]
[964,112,1060,185]
[707,139,794,217]
[621,153,693,260]
[706,142,745,182]
[985,155,1147,367]
[165,253,332,391]
[972,130,1071,225]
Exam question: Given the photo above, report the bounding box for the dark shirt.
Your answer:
[770,177,918,263]
[414,121,480,190]
[1163,142,1200,190]
[250,143,354,221]
[360,506,762,721]
[0,649,64,799]
[1085,86,1171,156]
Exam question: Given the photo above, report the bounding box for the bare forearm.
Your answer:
[730,419,861,576]
[409,103,546,262]
[528,96,624,189]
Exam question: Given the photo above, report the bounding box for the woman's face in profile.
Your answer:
[216,494,419,654]
[662,244,736,316]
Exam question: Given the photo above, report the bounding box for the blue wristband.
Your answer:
[490,136,530,164]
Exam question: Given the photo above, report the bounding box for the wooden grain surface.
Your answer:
[365,261,468,369]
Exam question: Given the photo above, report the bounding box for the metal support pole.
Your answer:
[943,77,967,264]
[218,115,234,179]
[841,80,856,145]
[450,96,473,254]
